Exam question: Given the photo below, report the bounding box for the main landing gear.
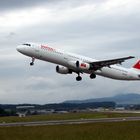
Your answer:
[90,73,96,79]
[30,57,35,66]
[76,76,82,81]
[76,73,82,81]
[76,73,96,81]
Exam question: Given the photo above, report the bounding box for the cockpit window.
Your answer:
[22,43,31,46]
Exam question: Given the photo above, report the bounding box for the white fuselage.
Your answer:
[17,43,140,81]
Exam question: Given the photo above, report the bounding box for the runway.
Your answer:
[0,117,140,127]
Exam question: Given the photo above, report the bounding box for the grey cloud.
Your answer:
[0,0,106,12]
[0,0,46,11]
[0,0,140,104]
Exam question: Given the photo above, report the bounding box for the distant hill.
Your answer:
[64,93,140,105]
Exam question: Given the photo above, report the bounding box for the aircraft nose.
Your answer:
[16,45,23,52]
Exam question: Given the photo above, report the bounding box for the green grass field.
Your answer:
[0,112,140,123]
[0,112,140,140]
[0,121,140,140]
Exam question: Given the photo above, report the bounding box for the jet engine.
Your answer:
[68,61,92,70]
[56,65,72,74]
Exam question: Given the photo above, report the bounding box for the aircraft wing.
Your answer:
[90,56,135,70]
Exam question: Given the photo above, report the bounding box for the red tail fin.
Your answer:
[133,60,140,70]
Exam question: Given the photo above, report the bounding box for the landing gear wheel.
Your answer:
[76,76,82,81]
[30,62,34,66]
[30,57,35,66]
[90,73,96,79]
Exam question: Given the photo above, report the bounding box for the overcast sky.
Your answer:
[0,0,140,104]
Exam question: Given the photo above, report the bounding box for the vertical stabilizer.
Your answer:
[133,60,140,70]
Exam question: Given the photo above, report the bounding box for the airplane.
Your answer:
[16,43,140,81]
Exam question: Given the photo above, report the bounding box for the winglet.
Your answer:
[128,56,135,59]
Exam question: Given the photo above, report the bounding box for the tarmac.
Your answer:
[0,116,140,127]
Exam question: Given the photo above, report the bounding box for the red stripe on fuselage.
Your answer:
[41,45,55,51]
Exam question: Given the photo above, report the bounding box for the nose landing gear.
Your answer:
[30,57,35,66]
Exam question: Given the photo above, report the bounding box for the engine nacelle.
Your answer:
[56,65,72,74]
[68,61,91,70]
[77,61,91,70]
